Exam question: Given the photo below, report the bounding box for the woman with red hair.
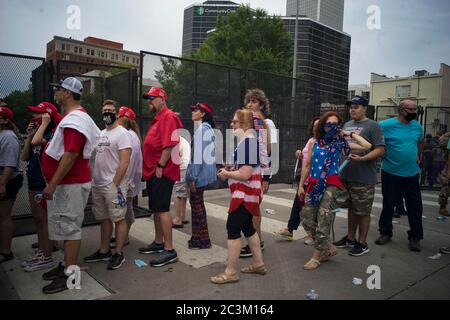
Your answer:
[299,111,371,270]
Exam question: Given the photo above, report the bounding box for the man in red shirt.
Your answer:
[40,77,100,294]
[139,87,183,267]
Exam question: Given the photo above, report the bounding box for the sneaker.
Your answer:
[107,253,125,270]
[375,234,391,245]
[83,250,112,263]
[42,262,65,281]
[439,246,450,254]
[304,236,314,246]
[21,250,44,268]
[42,275,68,294]
[333,236,357,248]
[24,255,55,272]
[409,239,421,252]
[150,250,178,267]
[275,228,293,241]
[349,242,370,257]
[139,241,164,254]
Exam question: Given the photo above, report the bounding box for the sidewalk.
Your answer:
[1,184,450,300]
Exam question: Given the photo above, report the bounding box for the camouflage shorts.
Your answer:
[333,181,375,216]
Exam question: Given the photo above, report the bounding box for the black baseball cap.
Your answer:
[346,95,369,107]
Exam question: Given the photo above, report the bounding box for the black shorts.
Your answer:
[146,174,175,213]
[2,174,23,201]
[226,204,256,240]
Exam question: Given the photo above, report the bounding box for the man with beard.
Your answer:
[138,87,183,267]
[375,99,424,252]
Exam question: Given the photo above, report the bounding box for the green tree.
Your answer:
[189,5,293,76]
[3,89,33,131]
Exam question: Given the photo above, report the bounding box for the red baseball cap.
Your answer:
[27,102,62,125]
[191,102,213,114]
[0,105,13,121]
[118,106,136,121]
[142,87,168,101]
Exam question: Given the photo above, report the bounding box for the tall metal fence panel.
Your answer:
[1,54,145,235]
[139,51,331,184]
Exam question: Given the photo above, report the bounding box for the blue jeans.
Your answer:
[379,170,423,240]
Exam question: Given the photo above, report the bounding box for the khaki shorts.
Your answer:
[333,181,375,216]
[92,181,128,223]
[173,169,188,198]
[47,182,91,241]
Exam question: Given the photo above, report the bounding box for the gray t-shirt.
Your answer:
[340,119,385,185]
[0,130,21,177]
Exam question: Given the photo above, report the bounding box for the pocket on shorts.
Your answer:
[57,213,80,238]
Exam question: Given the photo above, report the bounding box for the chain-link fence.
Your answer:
[1,53,146,235]
[139,51,338,184]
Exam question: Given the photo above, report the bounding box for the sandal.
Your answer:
[303,258,321,270]
[210,272,239,284]
[241,264,267,275]
[320,245,338,262]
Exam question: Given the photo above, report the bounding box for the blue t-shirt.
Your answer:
[380,117,423,177]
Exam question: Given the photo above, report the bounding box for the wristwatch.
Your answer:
[157,163,165,169]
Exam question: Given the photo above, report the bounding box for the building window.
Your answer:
[396,85,411,98]
[74,46,78,53]
[86,48,90,55]
[101,51,105,58]
[61,43,66,50]
[66,44,70,51]
[126,56,129,62]
[91,49,95,56]
[132,58,135,64]
[122,55,125,62]
[137,58,139,64]
[79,47,83,54]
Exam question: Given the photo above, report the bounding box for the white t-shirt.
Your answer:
[179,136,191,171]
[92,125,132,187]
[265,118,278,144]
[126,130,143,197]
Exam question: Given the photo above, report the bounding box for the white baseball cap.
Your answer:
[51,77,83,95]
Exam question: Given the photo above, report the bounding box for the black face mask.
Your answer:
[102,112,116,125]
[404,112,417,122]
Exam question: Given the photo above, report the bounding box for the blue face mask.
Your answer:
[324,123,340,133]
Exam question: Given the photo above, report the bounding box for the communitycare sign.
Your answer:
[194,6,237,16]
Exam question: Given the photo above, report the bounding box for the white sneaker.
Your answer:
[21,250,43,268]
[24,255,55,272]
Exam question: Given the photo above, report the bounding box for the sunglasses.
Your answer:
[147,96,158,101]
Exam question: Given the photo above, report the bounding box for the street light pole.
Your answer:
[291,0,299,104]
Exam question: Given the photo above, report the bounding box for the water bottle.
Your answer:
[306,289,319,300]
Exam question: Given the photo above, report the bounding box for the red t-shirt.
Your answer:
[143,106,182,182]
[42,109,92,185]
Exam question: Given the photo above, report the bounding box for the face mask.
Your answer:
[404,112,417,122]
[102,112,116,125]
[324,123,340,133]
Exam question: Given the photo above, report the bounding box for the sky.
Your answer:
[0,0,449,85]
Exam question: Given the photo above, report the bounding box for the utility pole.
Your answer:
[291,0,299,105]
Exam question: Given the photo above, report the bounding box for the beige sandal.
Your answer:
[303,258,321,270]
[241,264,267,275]
[320,245,338,262]
[210,272,239,284]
